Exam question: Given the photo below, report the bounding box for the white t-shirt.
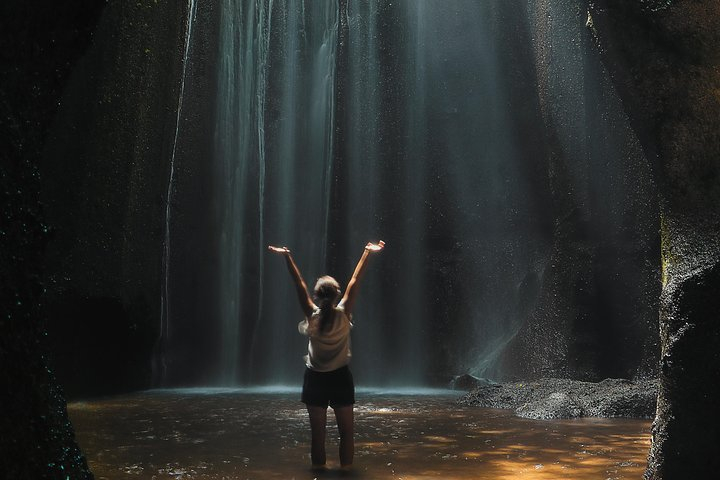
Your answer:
[298,304,353,372]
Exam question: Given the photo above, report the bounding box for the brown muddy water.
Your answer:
[68,388,651,479]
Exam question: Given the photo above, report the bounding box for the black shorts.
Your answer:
[301,365,355,408]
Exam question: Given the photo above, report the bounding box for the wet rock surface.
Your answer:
[1,0,201,476]
[494,0,660,383]
[40,0,219,395]
[588,1,720,478]
[449,374,497,391]
[1,2,106,478]
[458,377,658,420]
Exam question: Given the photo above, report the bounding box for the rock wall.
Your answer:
[0,0,218,475]
[0,1,105,477]
[496,0,660,382]
[40,0,219,396]
[587,0,720,478]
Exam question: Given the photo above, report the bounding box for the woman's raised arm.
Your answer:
[268,246,316,318]
[339,240,385,315]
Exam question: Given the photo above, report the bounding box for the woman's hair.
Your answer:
[313,276,341,333]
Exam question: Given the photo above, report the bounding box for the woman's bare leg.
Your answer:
[307,405,328,467]
[333,405,354,467]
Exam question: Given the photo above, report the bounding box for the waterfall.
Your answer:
[247,0,273,378]
[156,0,198,386]
[215,0,263,385]
[213,1,342,385]
[169,0,652,386]
[209,0,549,386]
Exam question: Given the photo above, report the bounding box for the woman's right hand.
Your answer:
[268,245,291,255]
[365,240,385,253]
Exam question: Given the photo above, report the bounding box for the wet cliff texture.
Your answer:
[496,0,660,382]
[37,0,187,397]
[0,0,215,475]
[40,0,219,395]
[0,1,104,477]
[587,0,720,478]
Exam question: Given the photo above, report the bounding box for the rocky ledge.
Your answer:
[457,377,658,420]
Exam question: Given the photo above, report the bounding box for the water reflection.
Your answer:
[68,391,649,479]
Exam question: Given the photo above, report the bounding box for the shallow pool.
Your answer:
[68,389,650,479]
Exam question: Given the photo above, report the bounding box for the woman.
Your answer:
[268,240,385,471]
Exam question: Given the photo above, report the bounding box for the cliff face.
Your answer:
[38,0,186,398]
[0,0,214,475]
[0,2,105,477]
[40,0,219,396]
[587,1,720,477]
[495,0,660,382]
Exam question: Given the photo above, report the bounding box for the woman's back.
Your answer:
[299,305,352,372]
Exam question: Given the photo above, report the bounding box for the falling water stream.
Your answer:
[157,0,198,386]
[215,1,344,385]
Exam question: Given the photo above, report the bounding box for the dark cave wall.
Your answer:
[40,0,219,396]
[0,1,105,478]
[0,0,217,475]
[496,0,661,382]
[39,0,186,398]
[587,0,720,478]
